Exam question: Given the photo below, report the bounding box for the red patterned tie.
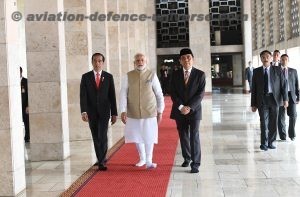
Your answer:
[96,73,100,88]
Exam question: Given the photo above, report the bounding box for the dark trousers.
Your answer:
[248,80,252,92]
[278,106,287,139]
[175,118,201,169]
[258,94,278,147]
[22,111,30,142]
[161,78,169,95]
[89,118,109,165]
[278,93,297,139]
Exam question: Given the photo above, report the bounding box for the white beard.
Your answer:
[135,65,146,71]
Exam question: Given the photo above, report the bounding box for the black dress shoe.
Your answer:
[268,144,276,149]
[98,164,107,171]
[94,159,108,166]
[181,160,191,167]
[291,137,295,141]
[190,168,199,173]
[260,145,268,151]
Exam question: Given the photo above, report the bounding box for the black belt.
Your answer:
[264,93,273,96]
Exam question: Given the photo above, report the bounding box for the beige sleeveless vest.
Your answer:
[127,69,157,119]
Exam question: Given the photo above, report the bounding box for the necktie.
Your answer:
[184,70,189,85]
[282,68,286,78]
[96,73,100,88]
[264,68,268,94]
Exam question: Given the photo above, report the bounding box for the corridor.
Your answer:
[21,88,300,196]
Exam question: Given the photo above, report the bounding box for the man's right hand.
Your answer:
[81,112,89,122]
[121,112,127,124]
[180,106,190,115]
[251,107,257,112]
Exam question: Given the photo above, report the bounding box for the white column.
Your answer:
[64,0,92,141]
[127,0,135,61]
[232,54,243,86]
[147,0,157,71]
[90,0,109,57]
[242,0,253,92]
[25,0,70,161]
[107,1,121,99]
[0,0,26,195]
[119,0,130,74]
[189,0,212,92]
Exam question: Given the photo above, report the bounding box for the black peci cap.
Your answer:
[180,48,194,57]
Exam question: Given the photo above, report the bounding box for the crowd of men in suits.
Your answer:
[250,50,299,151]
[22,48,298,174]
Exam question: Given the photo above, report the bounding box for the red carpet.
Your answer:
[74,97,178,197]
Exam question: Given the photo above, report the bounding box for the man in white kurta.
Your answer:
[120,53,164,169]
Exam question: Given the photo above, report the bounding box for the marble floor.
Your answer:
[19,87,300,197]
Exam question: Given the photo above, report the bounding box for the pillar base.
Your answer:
[243,89,251,94]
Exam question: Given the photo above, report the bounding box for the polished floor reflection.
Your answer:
[166,88,300,197]
[19,88,300,196]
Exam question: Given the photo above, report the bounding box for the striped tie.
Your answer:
[184,70,189,85]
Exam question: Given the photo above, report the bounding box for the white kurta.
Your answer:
[119,71,164,144]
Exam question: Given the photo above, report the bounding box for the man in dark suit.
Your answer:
[277,54,299,141]
[271,49,281,66]
[170,48,206,173]
[20,67,30,143]
[245,61,253,92]
[160,65,170,96]
[251,50,288,151]
[80,53,118,171]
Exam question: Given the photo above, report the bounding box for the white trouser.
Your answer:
[135,143,154,164]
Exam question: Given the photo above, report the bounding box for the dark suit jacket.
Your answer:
[287,67,299,103]
[170,67,206,120]
[251,66,288,108]
[21,77,28,112]
[80,70,117,121]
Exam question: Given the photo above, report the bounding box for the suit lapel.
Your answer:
[178,68,185,89]
[257,66,264,84]
[186,67,195,88]
[288,69,293,91]
[88,71,97,90]
[99,71,105,89]
[269,66,276,92]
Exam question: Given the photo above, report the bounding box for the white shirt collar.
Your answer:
[183,67,192,73]
[93,70,102,77]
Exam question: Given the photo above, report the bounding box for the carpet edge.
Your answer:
[59,137,125,197]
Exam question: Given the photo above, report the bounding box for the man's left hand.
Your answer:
[121,112,127,124]
[111,115,117,125]
[283,101,289,108]
[157,113,162,124]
